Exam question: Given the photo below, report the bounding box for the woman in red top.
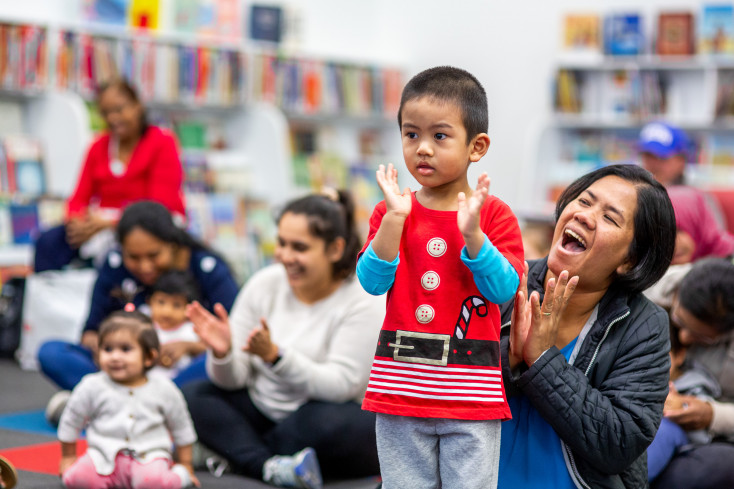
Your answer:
[34,78,186,272]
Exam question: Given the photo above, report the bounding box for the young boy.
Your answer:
[356,66,524,488]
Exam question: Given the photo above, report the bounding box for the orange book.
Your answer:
[563,14,601,51]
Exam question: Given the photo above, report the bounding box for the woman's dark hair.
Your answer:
[678,257,734,334]
[117,201,201,250]
[98,310,158,371]
[555,164,676,295]
[117,201,231,276]
[96,77,149,135]
[151,270,200,303]
[278,190,361,280]
[398,66,488,144]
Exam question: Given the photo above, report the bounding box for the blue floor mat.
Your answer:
[0,410,57,437]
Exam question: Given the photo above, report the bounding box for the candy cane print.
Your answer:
[454,296,488,339]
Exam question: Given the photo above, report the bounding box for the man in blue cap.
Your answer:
[638,121,691,186]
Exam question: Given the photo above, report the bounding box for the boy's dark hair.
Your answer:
[555,164,676,295]
[151,271,200,303]
[678,257,734,334]
[278,190,361,280]
[398,66,488,143]
[98,311,158,372]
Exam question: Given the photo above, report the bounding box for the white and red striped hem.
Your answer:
[366,358,505,403]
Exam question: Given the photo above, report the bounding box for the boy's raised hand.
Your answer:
[376,163,411,217]
[457,173,490,257]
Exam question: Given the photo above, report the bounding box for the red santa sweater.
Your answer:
[361,193,524,420]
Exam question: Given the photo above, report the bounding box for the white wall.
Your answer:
[0,0,705,209]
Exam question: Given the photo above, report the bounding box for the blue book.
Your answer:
[604,13,644,55]
[249,5,282,43]
[14,159,45,195]
[10,203,39,245]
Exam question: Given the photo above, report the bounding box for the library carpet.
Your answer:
[0,359,380,488]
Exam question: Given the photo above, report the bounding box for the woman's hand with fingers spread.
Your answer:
[187,301,232,359]
[509,262,531,369]
[522,270,579,366]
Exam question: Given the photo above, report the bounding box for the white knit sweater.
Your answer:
[207,264,385,421]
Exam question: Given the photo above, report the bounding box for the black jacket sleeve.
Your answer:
[514,303,670,473]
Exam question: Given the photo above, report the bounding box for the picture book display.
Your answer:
[657,12,695,55]
[604,13,644,55]
[563,14,601,52]
[700,4,734,54]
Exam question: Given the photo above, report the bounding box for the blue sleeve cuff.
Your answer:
[461,236,520,304]
[356,243,399,296]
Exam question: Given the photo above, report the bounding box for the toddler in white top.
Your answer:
[58,310,199,489]
[147,271,206,379]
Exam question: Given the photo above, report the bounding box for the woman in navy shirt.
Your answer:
[38,201,239,393]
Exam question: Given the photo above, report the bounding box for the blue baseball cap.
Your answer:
[638,122,690,159]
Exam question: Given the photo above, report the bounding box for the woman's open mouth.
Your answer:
[562,229,587,252]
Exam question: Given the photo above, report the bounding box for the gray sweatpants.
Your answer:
[376,413,501,489]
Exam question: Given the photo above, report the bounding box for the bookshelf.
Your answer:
[0,19,403,277]
[526,54,734,217]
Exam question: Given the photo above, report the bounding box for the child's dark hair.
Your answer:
[151,271,200,303]
[96,77,149,134]
[398,66,488,143]
[278,190,361,280]
[98,311,159,371]
[678,257,734,334]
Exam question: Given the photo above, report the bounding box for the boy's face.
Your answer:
[400,97,483,191]
[149,291,188,331]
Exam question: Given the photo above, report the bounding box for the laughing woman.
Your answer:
[498,165,677,488]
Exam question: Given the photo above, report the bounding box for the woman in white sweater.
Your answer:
[183,191,384,489]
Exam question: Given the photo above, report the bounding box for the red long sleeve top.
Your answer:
[66,126,186,220]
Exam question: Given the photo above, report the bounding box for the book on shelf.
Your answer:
[196,0,218,37]
[9,202,39,245]
[128,0,160,29]
[639,71,666,118]
[716,70,734,118]
[605,70,640,117]
[82,0,129,26]
[0,200,11,246]
[2,135,44,196]
[699,4,734,54]
[554,69,581,113]
[604,13,645,55]
[704,133,734,168]
[562,14,602,52]
[14,160,45,196]
[657,12,695,56]
[249,4,283,43]
[172,0,198,34]
[182,152,213,193]
[56,30,246,106]
[0,23,47,91]
[216,0,241,40]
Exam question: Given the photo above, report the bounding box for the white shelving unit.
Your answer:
[0,19,403,273]
[525,55,734,217]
